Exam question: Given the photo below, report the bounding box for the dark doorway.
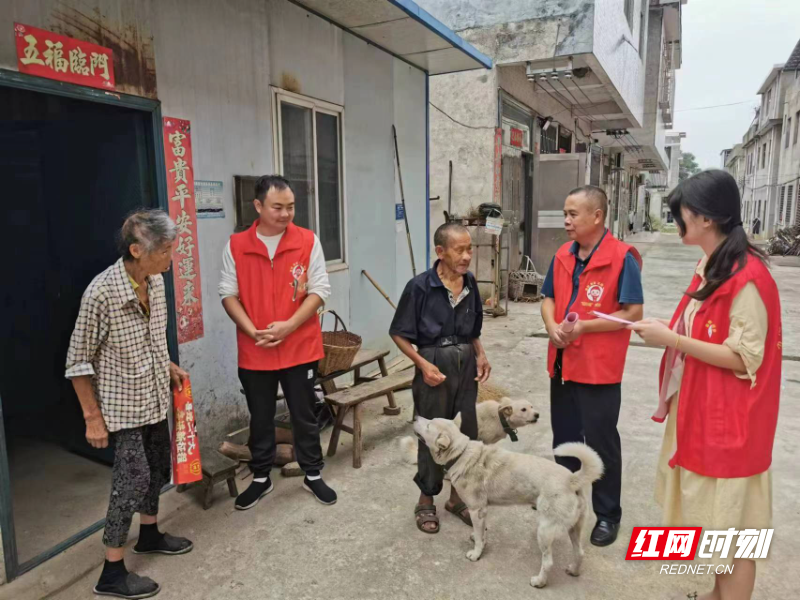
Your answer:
[0,85,159,566]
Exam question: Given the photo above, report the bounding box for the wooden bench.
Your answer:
[316,348,401,416]
[176,447,238,509]
[242,349,403,429]
[324,368,415,468]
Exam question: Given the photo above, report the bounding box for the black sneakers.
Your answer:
[234,478,274,510]
[302,474,337,505]
[236,474,336,508]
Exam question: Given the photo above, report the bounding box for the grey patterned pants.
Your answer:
[103,420,171,548]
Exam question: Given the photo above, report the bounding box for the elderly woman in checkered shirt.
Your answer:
[66,210,192,600]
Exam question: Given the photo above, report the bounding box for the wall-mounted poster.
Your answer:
[195,180,225,219]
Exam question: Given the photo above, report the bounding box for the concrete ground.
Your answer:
[7,437,111,564]
[3,233,798,600]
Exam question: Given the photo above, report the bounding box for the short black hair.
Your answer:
[255,175,293,202]
[434,222,470,249]
[568,185,608,217]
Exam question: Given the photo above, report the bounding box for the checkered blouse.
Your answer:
[65,259,171,432]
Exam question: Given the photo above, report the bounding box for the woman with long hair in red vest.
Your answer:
[630,170,781,600]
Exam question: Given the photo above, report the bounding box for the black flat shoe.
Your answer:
[235,478,273,510]
[303,476,337,505]
[590,520,620,547]
[94,573,160,599]
[133,533,193,555]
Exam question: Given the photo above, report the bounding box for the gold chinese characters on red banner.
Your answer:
[163,117,204,344]
[172,379,202,485]
[14,23,115,90]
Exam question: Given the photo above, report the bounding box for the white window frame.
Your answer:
[271,87,348,268]
[624,0,635,31]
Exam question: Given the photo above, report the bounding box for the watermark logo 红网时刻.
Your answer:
[625,527,773,564]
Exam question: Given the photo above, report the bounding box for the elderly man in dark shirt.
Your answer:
[390,222,491,534]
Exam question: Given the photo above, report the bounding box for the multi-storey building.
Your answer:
[418,0,687,280]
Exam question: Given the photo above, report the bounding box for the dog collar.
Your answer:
[498,411,519,442]
[443,456,460,473]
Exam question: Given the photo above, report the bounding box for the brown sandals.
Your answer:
[415,504,439,534]
[445,501,473,526]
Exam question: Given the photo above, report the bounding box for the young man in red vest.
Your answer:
[540,186,643,546]
[219,175,336,509]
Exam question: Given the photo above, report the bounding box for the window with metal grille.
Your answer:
[796,185,800,225]
[786,185,795,225]
[779,186,786,224]
[558,128,572,153]
[541,125,558,154]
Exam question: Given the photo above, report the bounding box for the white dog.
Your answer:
[399,398,539,464]
[413,415,603,589]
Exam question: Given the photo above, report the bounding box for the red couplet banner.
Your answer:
[172,379,203,485]
[14,23,115,91]
[163,117,204,344]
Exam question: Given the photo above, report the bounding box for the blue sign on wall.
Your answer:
[395,203,405,220]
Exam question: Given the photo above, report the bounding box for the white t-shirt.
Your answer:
[218,230,331,301]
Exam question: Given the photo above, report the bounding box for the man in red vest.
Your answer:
[219,175,336,509]
[540,186,643,546]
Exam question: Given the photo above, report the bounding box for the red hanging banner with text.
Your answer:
[14,23,115,91]
[163,117,204,344]
[172,379,203,485]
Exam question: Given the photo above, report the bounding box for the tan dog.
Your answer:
[399,398,539,464]
[413,415,603,589]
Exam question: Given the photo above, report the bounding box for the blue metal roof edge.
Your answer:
[386,0,493,71]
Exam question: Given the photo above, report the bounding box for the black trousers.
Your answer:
[550,368,622,524]
[413,344,479,497]
[239,362,323,478]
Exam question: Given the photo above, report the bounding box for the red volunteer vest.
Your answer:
[547,234,642,384]
[230,221,325,371]
[660,254,782,478]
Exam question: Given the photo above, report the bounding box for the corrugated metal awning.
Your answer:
[288,0,492,74]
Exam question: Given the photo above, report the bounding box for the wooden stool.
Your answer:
[324,368,414,468]
[177,448,238,509]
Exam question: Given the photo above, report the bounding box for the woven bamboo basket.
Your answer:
[509,256,545,301]
[317,310,362,376]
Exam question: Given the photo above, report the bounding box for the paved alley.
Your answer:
[4,233,798,600]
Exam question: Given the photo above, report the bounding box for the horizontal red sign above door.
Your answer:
[14,23,116,91]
